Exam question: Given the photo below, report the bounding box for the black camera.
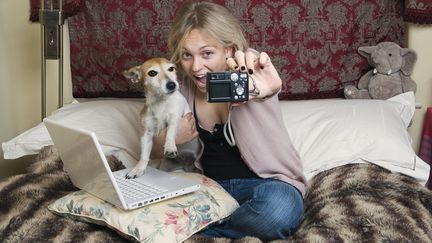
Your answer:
[206,71,249,103]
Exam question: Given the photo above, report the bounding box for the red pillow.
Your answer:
[68,0,406,100]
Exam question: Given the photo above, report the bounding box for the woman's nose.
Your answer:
[192,57,202,72]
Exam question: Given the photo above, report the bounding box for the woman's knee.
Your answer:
[266,182,303,235]
[236,180,304,240]
[254,180,303,214]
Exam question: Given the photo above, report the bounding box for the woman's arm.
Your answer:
[150,112,198,159]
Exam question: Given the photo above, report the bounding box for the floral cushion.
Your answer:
[48,172,239,243]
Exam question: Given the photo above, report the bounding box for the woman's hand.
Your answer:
[226,50,282,101]
[151,112,197,159]
[175,112,198,144]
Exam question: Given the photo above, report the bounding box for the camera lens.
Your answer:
[230,72,239,82]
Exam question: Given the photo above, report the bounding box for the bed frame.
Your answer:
[39,0,65,120]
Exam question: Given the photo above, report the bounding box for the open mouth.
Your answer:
[194,75,207,89]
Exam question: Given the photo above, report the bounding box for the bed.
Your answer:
[2,0,432,242]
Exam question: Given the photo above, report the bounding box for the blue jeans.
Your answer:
[201,177,304,241]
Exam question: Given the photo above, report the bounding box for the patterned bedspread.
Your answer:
[1,146,432,243]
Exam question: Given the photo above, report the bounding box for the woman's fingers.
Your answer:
[226,57,238,71]
[234,51,247,72]
[185,112,197,133]
[226,50,281,101]
[258,52,271,69]
[229,50,260,73]
[176,112,198,144]
[245,51,257,74]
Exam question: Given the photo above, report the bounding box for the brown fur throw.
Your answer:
[1,146,432,242]
[0,146,127,242]
[188,163,432,243]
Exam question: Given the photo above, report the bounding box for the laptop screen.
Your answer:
[44,118,124,208]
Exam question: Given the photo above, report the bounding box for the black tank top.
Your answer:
[194,102,258,180]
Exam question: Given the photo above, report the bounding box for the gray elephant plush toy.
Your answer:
[344,42,417,100]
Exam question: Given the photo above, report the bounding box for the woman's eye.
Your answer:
[203,51,213,57]
[182,52,192,59]
[148,70,158,77]
[168,66,175,72]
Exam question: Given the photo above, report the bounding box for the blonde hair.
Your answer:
[168,1,248,74]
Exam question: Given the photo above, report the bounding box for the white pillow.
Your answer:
[280,92,430,184]
[2,99,143,168]
[3,93,429,184]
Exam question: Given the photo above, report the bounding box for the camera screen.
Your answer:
[210,83,230,98]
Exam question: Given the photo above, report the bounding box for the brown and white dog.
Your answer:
[123,57,198,178]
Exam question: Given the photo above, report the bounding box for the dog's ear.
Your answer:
[122,66,142,83]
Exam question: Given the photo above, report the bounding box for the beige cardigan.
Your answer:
[181,81,306,197]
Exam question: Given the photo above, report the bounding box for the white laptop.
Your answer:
[44,118,200,210]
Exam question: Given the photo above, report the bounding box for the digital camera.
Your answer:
[206,71,248,103]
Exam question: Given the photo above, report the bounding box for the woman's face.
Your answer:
[180,28,233,94]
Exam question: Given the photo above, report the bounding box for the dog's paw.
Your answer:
[164,144,178,158]
[164,149,178,159]
[125,167,145,179]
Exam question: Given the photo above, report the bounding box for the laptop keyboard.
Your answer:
[114,174,168,200]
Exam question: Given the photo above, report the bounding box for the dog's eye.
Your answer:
[388,53,392,57]
[148,70,158,77]
[168,66,175,72]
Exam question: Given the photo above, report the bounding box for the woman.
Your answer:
[156,1,306,240]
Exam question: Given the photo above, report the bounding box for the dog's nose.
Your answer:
[166,81,177,91]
